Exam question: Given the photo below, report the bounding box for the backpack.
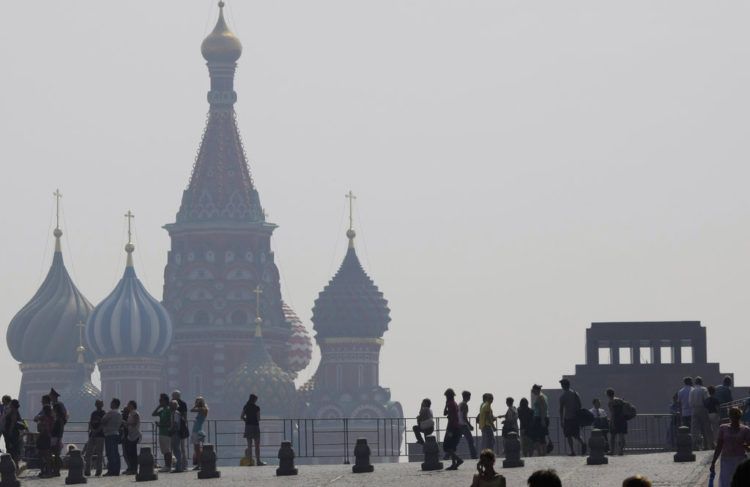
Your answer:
[622,401,637,421]
[577,408,595,427]
[179,416,190,439]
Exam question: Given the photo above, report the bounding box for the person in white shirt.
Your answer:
[689,376,713,450]
[589,398,609,453]
[677,377,693,428]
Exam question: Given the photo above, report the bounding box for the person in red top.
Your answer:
[442,388,464,470]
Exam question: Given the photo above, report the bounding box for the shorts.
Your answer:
[191,431,206,446]
[244,424,260,441]
[159,435,171,454]
[563,418,580,437]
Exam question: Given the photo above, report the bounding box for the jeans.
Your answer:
[171,435,183,471]
[412,425,434,444]
[104,435,120,475]
[691,407,713,450]
[481,426,495,451]
[122,437,139,472]
[84,436,104,475]
[458,425,477,457]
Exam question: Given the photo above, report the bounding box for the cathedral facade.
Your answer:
[6,3,401,425]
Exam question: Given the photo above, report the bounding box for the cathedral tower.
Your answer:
[6,191,95,418]
[86,212,173,406]
[302,194,402,420]
[162,2,307,404]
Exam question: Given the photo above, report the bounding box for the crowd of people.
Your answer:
[0,390,271,478]
[672,376,750,451]
[0,381,748,484]
[412,380,638,470]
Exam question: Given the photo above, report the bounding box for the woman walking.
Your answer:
[169,400,185,473]
[709,407,750,487]
[517,398,534,457]
[122,401,141,475]
[190,397,208,470]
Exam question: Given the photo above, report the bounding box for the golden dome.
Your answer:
[201,1,242,64]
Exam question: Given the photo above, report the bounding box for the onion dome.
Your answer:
[222,320,297,417]
[86,222,173,358]
[64,331,101,421]
[201,1,242,64]
[312,222,390,339]
[282,302,313,374]
[7,222,94,364]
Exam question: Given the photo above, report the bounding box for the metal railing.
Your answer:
[23,411,705,467]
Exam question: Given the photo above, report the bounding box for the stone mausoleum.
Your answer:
[547,321,742,415]
[5,3,401,428]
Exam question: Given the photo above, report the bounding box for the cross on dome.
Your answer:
[345,190,357,247]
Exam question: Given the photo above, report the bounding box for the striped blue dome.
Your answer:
[86,253,173,358]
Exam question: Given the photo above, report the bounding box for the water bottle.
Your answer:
[708,471,715,487]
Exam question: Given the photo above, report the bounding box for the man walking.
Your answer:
[689,376,713,449]
[677,377,693,428]
[101,398,122,476]
[457,391,478,459]
[84,400,105,477]
[478,393,497,451]
[606,388,627,456]
[442,389,463,470]
[715,376,733,420]
[559,379,586,456]
[171,391,188,471]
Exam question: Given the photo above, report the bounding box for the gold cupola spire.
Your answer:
[201,1,243,64]
[124,210,135,268]
[53,189,63,252]
[345,190,357,249]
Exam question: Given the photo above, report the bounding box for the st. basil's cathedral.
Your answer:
[6,3,403,425]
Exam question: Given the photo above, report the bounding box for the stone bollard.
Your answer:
[0,454,20,487]
[197,445,221,479]
[352,438,374,474]
[674,426,696,462]
[65,449,87,484]
[420,436,444,471]
[586,429,608,465]
[136,447,158,482]
[502,432,525,468]
[276,441,298,476]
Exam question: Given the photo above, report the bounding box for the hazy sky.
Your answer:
[2,1,750,417]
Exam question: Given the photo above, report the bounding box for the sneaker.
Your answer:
[446,464,458,471]
[256,461,267,466]
[192,466,201,471]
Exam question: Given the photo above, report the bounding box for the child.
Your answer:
[471,449,506,487]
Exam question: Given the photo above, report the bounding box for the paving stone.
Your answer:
[19,452,715,487]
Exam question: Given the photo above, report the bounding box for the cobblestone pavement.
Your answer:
[20,452,714,487]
